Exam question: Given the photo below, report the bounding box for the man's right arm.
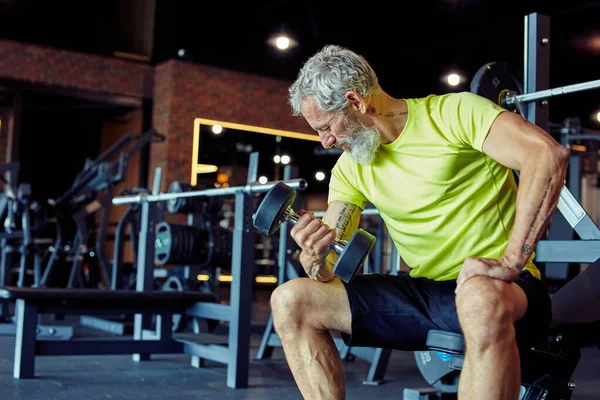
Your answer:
[291,200,362,282]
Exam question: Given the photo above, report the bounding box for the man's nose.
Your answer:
[320,133,336,149]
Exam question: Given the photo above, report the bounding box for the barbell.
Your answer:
[111,178,308,205]
[470,61,600,114]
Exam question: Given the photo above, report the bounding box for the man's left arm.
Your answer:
[455,110,570,291]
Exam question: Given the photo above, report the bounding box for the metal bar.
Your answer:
[36,339,183,356]
[13,299,37,378]
[506,79,600,105]
[226,191,254,388]
[186,303,231,321]
[112,178,307,205]
[179,341,230,364]
[363,348,393,386]
[523,12,550,131]
[535,240,600,263]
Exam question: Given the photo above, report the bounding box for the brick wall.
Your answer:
[0,39,316,191]
[0,39,154,99]
[150,59,315,190]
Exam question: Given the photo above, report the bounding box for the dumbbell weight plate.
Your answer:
[333,229,376,283]
[254,182,296,236]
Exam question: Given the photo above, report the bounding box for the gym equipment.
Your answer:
[111,151,308,389]
[0,285,216,379]
[253,181,376,283]
[471,61,600,116]
[41,127,165,289]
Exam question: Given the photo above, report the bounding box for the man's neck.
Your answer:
[367,92,408,144]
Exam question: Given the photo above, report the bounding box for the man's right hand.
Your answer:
[289,209,337,281]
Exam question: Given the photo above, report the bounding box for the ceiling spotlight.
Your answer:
[258,176,268,184]
[268,34,298,51]
[315,171,326,181]
[212,124,223,134]
[276,36,290,50]
[280,155,291,164]
[273,155,281,164]
[596,111,600,123]
[447,73,461,86]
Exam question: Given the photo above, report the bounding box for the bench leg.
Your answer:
[13,299,38,378]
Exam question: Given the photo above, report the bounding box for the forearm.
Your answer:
[300,250,336,282]
[503,147,570,269]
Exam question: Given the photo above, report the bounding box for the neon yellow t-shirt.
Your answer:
[328,91,539,281]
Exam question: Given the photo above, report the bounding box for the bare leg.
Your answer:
[456,276,528,400]
[270,277,352,400]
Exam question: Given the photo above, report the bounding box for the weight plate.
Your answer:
[333,229,376,283]
[254,182,296,236]
[470,61,524,112]
[414,350,461,393]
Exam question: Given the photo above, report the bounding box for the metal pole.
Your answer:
[506,79,600,105]
[112,178,308,205]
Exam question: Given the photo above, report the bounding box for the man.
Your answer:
[269,44,569,399]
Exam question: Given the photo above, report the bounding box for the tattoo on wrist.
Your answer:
[515,262,523,270]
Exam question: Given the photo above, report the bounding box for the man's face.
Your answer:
[301,97,382,165]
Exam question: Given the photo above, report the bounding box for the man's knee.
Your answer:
[456,276,520,347]
[270,278,313,332]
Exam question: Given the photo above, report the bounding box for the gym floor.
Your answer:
[0,289,598,400]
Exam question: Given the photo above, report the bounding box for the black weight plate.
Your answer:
[254,182,296,236]
[470,61,524,111]
[414,350,461,393]
[333,229,375,283]
[155,222,172,265]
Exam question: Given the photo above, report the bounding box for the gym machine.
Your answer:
[0,162,73,339]
[406,12,600,399]
[40,127,164,289]
[111,151,308,389]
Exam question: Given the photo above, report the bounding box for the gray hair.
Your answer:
[288,44,379,117]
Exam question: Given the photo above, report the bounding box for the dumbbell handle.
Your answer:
[283,207,347,255]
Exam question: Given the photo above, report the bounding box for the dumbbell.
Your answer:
[253,182,376,283]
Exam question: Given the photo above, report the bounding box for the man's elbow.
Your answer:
[551,144,570,171]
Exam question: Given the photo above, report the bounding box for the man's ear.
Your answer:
[345,91,366,113]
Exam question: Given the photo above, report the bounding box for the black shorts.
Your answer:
[340,270,552,353]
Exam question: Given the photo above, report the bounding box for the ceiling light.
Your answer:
[315,171,326,181]
[596,111,600,123]
[267,34,298,51]
[273,155,281,163]
[258,176,268,184]
[447,73,460,86]
[276,36,290,50]
[280,155,290,164]
[212,124,223,134]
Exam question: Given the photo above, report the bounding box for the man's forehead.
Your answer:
[301,97,330,123]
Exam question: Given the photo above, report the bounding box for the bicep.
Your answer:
[481,111,564,170]
[322,201,362,242]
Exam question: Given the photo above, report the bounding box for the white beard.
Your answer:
[340,117,382,165]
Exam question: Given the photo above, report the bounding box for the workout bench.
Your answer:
[404,325,584,400]
[0,286,216,379]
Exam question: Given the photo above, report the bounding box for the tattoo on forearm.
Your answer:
[335,204,357,234]
[526,177,552,242]
[522,244,532,256]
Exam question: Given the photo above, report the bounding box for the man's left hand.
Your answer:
[455,256,522,294]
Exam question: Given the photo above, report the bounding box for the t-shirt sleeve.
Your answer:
[327,155,368,210]
[438,91,507,151]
